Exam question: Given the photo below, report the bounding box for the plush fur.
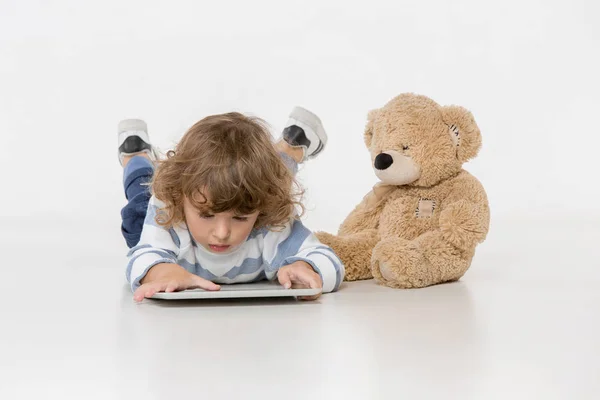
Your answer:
[316,93,490,288]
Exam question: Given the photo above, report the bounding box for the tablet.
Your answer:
[150,281,321,300]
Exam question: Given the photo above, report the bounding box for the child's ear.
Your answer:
[441,105,482,163]
[364,109,380,148]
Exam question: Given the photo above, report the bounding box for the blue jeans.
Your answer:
[121,156,154,248]
[120,153,298,249]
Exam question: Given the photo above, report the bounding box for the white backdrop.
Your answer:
[2,3,600,398]
[1,0,598,234]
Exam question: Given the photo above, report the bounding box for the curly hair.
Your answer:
[151,112,304,230]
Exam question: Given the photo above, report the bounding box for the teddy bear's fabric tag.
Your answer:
[449,124,460,147]
[416,198,436,218]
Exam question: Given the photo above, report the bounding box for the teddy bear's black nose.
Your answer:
[374,153,393,170]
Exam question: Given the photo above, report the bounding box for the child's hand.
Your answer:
[133,263,220,302]
[277,261,322,301]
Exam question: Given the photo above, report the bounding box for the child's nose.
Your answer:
[213,221,231,241]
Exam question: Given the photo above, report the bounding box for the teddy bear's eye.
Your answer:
[402,145,409,151]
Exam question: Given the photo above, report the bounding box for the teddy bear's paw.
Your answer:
[439,200,489,250]
[371,238,426,288]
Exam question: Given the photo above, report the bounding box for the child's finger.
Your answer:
[294,268,322,289]
[278,270,292,289]
[297,281,322,300]
[144,285,160,298]
[192,275,221,291]
[299,293,322,301]
[298,293,321,301]
[165,281,179,292]
[309,274,323,289]
[298,278,322,300]
[133,283,155,302]
[133,288,145,302]
[295,270,322,301]
[300,272,319,289]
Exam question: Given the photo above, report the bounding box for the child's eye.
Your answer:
[199,213,214,219]
[234,216,249,222]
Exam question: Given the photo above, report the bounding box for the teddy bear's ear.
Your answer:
[441,105,482,163]
[364,109,380,148]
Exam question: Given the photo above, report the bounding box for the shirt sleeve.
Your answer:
[125,196,180,291]
[262,218,345,293]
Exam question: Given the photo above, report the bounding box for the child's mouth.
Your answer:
[209,244,231,253]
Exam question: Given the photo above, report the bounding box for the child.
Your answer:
[118,108,344,302]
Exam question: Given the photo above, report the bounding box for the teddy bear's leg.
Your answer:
[419,232,474,284]
[316,230,379,281]
[371,232,472,288]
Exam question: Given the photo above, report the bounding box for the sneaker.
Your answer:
[117,119,157,165]
[282,106,328,162]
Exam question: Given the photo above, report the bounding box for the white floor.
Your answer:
[1,215,598,400]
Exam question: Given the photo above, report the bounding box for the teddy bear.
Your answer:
[316,93,490,288]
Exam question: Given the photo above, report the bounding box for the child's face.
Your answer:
[183,197,259,254]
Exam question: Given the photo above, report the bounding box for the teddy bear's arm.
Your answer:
[338,203,381,235]
[436,175,490,251]
[337,187,390,235]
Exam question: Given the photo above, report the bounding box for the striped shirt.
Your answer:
[126,196,345,293]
